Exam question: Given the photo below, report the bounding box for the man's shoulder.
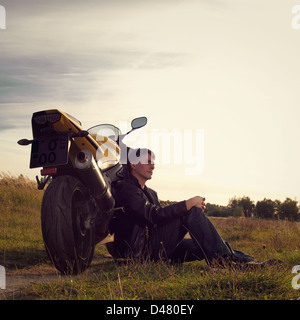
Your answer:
[115,176,158,200]
[115,176,140,193]
[145,186,158,197]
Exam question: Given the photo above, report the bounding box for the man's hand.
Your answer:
[185,196,206,211]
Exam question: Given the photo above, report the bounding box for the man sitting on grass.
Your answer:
[110,148,281,269]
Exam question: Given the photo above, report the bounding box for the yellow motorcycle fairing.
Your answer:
[38,109,120,171]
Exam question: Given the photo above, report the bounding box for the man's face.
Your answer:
[131,153,155,181]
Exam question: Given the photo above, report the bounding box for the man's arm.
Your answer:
[118,184,188,225]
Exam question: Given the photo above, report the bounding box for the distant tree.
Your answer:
[233,206,244,217]
[206,203,231,217]
[256,198,276,219]
[277,198,299,221]
[239,196,255,217]
[228,197,237,212]
[228,196,255,217]
[274,199,282,216]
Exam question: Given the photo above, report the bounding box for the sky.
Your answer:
[0,0,300,205]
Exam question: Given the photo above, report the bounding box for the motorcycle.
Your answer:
[18,109,147,274]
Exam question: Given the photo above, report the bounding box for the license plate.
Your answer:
[30,134,69,168]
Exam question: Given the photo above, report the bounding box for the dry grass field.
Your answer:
[0,173,299,300]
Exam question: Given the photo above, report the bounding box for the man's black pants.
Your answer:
[149,207,232,264]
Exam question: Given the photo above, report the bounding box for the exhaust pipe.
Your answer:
[75,150,115,214]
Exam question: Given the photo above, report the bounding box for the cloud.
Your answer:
[0,49,186,106]
[0,105,31,132]
[0,0,190,108]
[0,1,191,134]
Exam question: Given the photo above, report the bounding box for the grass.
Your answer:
[0,173,46,268]
[0,173,300,300]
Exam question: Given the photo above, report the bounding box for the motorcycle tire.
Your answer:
[41,175,95,274]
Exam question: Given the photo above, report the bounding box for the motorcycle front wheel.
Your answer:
[41,175,95,274]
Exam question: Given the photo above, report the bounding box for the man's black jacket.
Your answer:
[111,175,188,259]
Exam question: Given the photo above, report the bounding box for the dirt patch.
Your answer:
[0,255,114,300]
[0,264,59,300]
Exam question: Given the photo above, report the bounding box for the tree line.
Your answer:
[160,197,300,221]
[206,196,299,221]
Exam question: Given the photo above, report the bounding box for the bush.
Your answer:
[233,206,244,217]
[256,198,276,219]
[206,203,231,217]
[278,198,299,221]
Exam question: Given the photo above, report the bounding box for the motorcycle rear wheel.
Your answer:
[41,175,95,274]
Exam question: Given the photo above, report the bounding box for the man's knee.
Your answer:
[185,207,210,228]
[188,206,205,218]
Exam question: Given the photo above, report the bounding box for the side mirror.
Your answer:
[118,116,148,143]
[131,117,147,130]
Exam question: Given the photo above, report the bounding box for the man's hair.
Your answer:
[127,148,155,174]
